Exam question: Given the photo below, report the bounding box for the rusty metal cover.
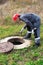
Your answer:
[0,42,14,53]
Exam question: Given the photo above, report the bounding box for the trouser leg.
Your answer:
[24,25,32,39]
[34,27,40,46]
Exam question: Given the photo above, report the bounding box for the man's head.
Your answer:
[12,14,20,22]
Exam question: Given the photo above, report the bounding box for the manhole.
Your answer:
[0,42,14,53]
[7,36,31,49]
[8,38,24,45]
[0,36,31,49]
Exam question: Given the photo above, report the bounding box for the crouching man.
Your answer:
[12,13,41,47]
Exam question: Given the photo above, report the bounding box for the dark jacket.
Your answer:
[20,13,41,30]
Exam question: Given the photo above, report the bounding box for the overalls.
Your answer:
[20,13,41,45]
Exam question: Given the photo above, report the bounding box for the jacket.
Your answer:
[20,13,40,30]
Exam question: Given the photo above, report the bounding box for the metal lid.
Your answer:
[0,42,14,53]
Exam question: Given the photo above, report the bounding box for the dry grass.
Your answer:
[0,0,43,24]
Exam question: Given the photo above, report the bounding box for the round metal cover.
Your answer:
[0,42,14,53]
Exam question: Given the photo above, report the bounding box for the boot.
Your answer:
[33,43,40,48]
[24,33,31,39]
[35,43,40,46]
[35,38,40,47]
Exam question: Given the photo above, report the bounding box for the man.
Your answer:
[12,13,41,47]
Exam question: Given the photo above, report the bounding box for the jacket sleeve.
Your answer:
[20,16,33,30]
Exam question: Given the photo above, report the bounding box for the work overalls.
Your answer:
[20,13,41,46]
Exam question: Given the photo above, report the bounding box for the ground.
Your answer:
[0,0,43,65]
[0,24,43,65]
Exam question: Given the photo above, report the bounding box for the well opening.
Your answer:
[8,38,24,45]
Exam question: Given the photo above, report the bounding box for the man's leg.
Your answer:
[24,25,32,39]
[34,27,40,46]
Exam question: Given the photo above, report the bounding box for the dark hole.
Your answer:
[8,38,24,45]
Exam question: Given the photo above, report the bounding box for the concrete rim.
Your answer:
[0,36,31,49]
[13,39,31,49]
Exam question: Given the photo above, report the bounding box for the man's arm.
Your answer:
[20,16,33,30]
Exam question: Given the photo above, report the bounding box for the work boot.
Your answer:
[35,43,40,46]
[33,43,40,48]
[24,33,31,39]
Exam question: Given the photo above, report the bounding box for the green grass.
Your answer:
[0,24,43,65]
[0,23,27,39]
